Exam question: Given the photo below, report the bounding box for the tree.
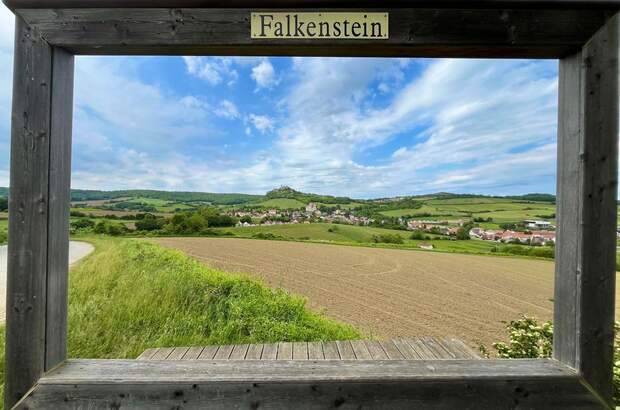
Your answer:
[0,197,7,212]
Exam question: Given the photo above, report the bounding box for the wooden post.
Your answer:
[4,17,73,409]
[554,13,619,406]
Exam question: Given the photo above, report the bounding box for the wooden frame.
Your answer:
[2,1,619,408]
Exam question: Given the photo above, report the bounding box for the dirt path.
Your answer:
[157,237,620,349]
[0,241,94,324]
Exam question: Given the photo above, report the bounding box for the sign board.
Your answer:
[251,12,389,39]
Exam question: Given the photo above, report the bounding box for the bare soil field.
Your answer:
[155,237,620,348]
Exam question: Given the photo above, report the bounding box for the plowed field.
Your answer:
[155,237,620,348]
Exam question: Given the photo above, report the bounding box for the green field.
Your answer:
[214,223,508,256]
[259,198,306,209]
[380,198,556,227]
[223,223,411,243]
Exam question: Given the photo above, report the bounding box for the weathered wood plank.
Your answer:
[150,347,175,360]
[44,46,74,373]
[578,13,618,405]
[213,345,234,360]
[438,338,470,359]
[15,359,604,409]
[307,341,324,360]
[336,340,356,360]
[136,348,159,360]
[261,343,278,360]
[34,358,583,383]
[5,0,620,10]
[229,344,249,360]
[350,340,372,360]
[276,342,293,360]
[15,8,610,58]
[554,13,619,406]
[406,338,438,359]
[322,341,340,359]
[245,344,263,360]
[380,340,406,359]
[166,347,190,361]
[292,342,308,360]
[443,337,481,359]
[197,346,218,360]
[392,338,422,360]
[422,337,454,359]
[4,16,53,410]
[364,340,388,360]
[554,50,583,372]
[182,347,204,360]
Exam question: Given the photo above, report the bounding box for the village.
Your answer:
[230,202,557,246]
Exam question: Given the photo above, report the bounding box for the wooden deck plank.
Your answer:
[136,348,159,360]
[336,341,356,360]
[214,345,234,360]
[261,343,278,360]
[198,346,218,360]
[405,338,439,359]
[423,337,455,359]
[182,347,204,361]
[150,347,174,360]
[139,337,481,362]
[292,342,309,360]
[277,342,293,360]
[322,342,340,359]
[392,338,422,360]
[307,342,324,360]
[443,337,481,359]
[245,344,263,360]
[279,342,293,360]
[380,340,405,360]
[166,347,190,361]
[350,340,372,360]
[229,344,249,360]
[364,340,388,360]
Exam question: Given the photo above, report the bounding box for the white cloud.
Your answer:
[248,114,274,134]
[214,100,240,119]
[251,60,278,89]
[183,56,239,86]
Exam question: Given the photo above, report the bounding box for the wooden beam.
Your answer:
[14,359,604,408]
[4,16,53,410]
[45,46,74,372]
[16,8,610,58]
[4,17,74,409]
[553,12,619,406]
[3,0,620,11]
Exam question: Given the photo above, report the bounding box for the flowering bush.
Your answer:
[486,315,620,405]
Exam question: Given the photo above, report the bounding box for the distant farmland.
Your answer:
[155,237,620,349]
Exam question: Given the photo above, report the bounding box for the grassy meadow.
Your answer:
[0,219,6,245]
[213,223,522,256]
[380,198,557,227]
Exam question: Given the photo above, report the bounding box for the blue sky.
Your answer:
[0,7,560,199]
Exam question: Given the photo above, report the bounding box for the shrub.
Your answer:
[71,218,95,231]
[410,230,425,240]
[486,315,620,405]
[371,234,404,244]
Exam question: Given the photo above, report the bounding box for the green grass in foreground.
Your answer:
[68,238,360,359]
[0,237,359,407]
[0,219,7,245]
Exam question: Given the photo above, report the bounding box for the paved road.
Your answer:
[0,241,94,323]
